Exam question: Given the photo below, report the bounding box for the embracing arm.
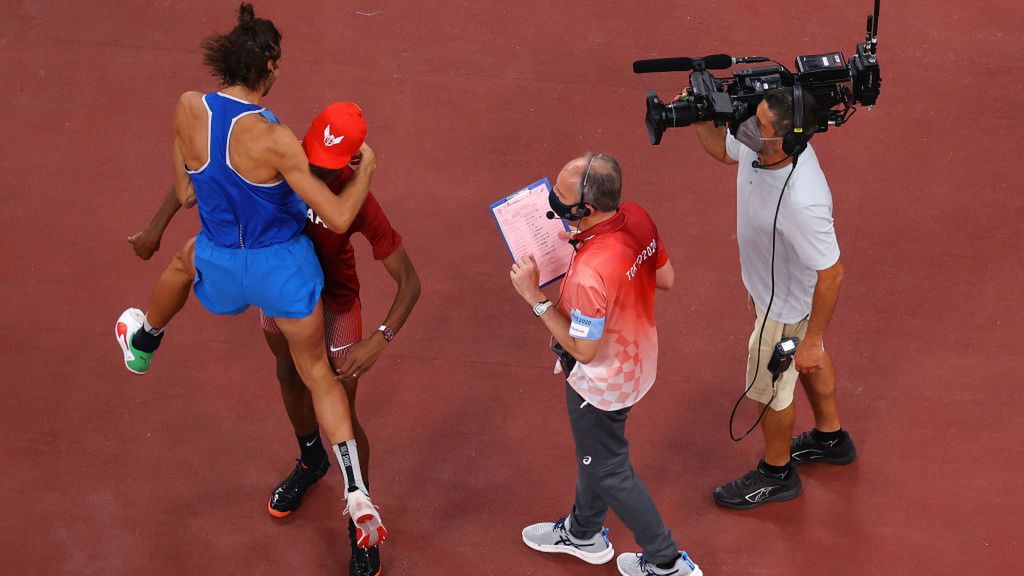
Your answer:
[269,127,376,233]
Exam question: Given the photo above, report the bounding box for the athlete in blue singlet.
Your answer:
[187,92,323,319]
[114,2,388,553]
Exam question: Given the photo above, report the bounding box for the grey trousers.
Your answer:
[565,382,679,564]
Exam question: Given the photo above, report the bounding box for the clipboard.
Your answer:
[490,178,575,287]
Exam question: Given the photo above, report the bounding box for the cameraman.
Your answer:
[693,88,857,509]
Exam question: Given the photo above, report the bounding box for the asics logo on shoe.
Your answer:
[330,343,353,352]
[793,449,825,459]
[583,456,592,465]
[554,536,598,550]
[324,125,346,147]
[745,487,775,503]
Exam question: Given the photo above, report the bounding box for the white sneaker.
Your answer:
[115,308,151,374]
[617,551,702,576]
[521,515,614,565]
[345,490,388,548]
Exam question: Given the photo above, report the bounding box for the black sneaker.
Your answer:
[713,462,802,510]
[349,518,382,576]
[267,458,330,518]
[790,430,857,465]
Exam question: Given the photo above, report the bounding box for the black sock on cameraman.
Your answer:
[759,460,793,479]
[813,428,845,444]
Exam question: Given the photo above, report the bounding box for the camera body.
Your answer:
[635,3,881,145]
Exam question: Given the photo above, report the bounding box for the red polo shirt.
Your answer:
[557,201,669,411]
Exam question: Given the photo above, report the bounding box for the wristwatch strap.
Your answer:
[533,299,553,317]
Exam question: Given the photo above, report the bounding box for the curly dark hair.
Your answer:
[201,3,282,91]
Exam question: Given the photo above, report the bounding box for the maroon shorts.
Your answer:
[260,301,362,358]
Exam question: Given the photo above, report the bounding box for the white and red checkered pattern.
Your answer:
[568,332,654,411]
[260,302,363,358]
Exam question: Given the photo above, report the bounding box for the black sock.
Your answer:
[759,459,793,479]
[813,428,845,444]
[656,552,682,569]
[297,428,327,468]
[131,329,163,353]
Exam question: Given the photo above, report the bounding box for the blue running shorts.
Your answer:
[193,233,324,319]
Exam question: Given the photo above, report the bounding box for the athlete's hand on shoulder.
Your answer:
[510,254,544,305]
[128,228,162,260]
[336,332,387,382]
[795,338,825,374]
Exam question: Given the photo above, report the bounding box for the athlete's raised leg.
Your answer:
[116,238,196,374]
[145,237,196,329]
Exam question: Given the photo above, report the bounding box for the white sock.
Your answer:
[143,315,164,336]
[332,439,368,496]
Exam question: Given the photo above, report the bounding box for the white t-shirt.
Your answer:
[726,131,840,324]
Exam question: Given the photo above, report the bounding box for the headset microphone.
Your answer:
[751,156,792,169]
[546,211,557,220]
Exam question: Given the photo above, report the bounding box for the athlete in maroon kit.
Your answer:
[130,103,420,576]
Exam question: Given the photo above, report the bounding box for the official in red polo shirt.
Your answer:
[512,154,703,576]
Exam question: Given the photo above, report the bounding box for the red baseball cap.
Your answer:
[302,102,367,169]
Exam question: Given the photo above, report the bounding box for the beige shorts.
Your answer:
[745,302,809,411]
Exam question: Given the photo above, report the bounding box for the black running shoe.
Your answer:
[713,462,802,510]
[267,458,330,518]
[349,518,382,576]
[790,430,857,465]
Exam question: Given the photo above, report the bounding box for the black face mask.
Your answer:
[548,188,584,221]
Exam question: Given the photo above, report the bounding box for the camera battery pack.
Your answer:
[796,52,849,83]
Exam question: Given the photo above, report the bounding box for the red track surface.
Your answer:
[2,1,1022,574]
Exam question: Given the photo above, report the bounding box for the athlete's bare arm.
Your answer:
[129,186,192,260]
[172,92,206,205]
[262,124,376,233]
[337,245,421,381]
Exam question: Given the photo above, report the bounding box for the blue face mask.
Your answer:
[548,188,584,221]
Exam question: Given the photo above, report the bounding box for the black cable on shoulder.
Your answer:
[729,161,798,442]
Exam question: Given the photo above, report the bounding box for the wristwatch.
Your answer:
[378,324,395,343]
[533,299,554,317]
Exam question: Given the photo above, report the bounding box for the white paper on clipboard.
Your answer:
[490,178,574,287]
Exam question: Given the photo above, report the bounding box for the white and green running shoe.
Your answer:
[115,308,153,374]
